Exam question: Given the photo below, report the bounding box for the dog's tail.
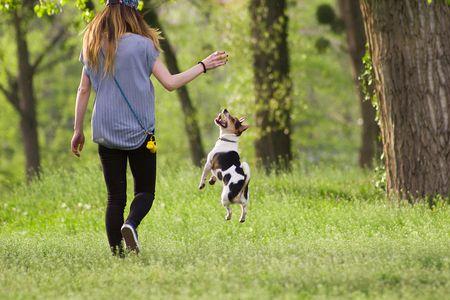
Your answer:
[241,162,250,200]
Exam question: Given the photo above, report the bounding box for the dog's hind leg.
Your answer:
[239,178,250,223]
[224,205,232,221]
[239,203,247,223]
[221,189,232,221]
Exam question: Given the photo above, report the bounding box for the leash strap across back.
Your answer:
[112,76,152,135]
[100,50,153,136]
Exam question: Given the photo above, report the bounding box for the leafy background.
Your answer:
[0,0,358,189]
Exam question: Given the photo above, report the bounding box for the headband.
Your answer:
[106,0,139,9]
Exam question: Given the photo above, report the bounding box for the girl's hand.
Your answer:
[201,51,228,70]
[71,131,85,157]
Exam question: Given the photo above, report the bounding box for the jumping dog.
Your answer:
[198,109,250,222]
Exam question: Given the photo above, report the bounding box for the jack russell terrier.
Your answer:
[198,109,251,223]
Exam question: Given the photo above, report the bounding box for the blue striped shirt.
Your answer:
[80,33,159,150]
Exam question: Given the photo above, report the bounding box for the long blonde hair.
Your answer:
[83,5,162,74]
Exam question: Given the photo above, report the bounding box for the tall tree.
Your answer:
[337,0,379,168]
[249,0,292,171]
[360,0,450,200]
[142,1,205,167]
[0,1,70,181]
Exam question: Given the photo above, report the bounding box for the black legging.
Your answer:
[98,135,156,247]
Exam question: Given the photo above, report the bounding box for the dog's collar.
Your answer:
[218,137,238,143]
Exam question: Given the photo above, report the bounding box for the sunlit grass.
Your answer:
[0,163,449,299]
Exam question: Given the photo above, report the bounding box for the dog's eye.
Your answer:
[234,120,241,128]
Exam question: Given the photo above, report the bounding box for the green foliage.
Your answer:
[1,163,449,298]
[0,0,144,20]
[0,0,361,185]
[316,3,335,25]
[314,36,330,53]
[34,0,66,17]
[359,44,379,123]
[75,0,95,22]
[373,162,386,192]
[315,3,344,34]
[313,3,345,54]
[0,0,18,11]
[360,45,385,184]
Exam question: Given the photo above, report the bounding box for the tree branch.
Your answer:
[0,82,12,100]
[35,44,77,74]
[0,81,21,115]
[31,26,67,73]
[0,64,23,116]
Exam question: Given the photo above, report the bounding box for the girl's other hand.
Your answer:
[71,131,85,157]
[202,51,228,70]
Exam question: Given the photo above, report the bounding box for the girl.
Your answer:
[71,0,228,256]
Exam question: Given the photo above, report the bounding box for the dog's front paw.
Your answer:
[198,183,205,190]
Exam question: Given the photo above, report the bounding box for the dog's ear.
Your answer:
[237,124,249,135]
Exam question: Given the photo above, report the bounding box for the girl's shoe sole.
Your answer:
[121,224,140,254]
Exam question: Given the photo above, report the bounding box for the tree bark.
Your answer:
[360,0,450,200]
[337,0,380,168]
[249,0,292,171]
[2,5,72,183]
[143,4,205,167]
[14,11,41,181]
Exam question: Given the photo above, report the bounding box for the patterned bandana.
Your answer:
[106,0,139,9]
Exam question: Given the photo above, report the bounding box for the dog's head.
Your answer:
[214,109,249,136]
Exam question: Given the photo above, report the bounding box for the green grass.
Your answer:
[1,162,449,299]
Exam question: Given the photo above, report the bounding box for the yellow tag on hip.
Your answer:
[146,138,157,153]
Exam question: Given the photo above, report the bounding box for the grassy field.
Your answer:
[0,162,449,299]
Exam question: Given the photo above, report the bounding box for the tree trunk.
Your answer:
[14,11,41,181]
[360,0,450,200]
[143,4,205,167]
[337,0,380,168]
[249,0,292,171]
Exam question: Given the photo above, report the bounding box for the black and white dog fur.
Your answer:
[198,109,250,223]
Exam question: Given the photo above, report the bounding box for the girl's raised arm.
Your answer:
[152,51,228,92]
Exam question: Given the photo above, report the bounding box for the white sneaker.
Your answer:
[121,223,140,254]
